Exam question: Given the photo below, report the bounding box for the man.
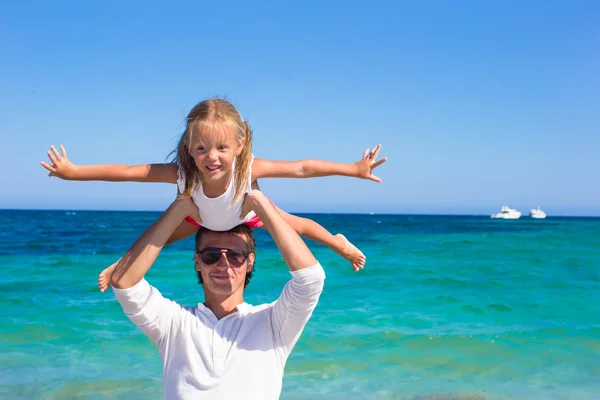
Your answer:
[110,189,326,399]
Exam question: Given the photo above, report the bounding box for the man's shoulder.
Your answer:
[144,285,197,316]
[244,301,275,311]
[241,301,277,317]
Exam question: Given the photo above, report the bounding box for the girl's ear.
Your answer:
[236,142,244,157]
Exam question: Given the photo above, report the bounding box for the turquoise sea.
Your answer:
[1,210,599,400]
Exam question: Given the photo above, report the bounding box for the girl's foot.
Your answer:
[98,261,118,293]
[334,234,366,272]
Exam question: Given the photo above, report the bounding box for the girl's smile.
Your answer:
[190,122,243,186]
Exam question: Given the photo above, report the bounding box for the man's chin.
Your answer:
[205,283,235,295]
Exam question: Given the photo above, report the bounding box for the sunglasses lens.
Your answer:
[200,250,222,265]
[226,250,247,267]
[199,248,248,267]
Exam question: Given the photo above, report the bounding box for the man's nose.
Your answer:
[215,252,229,268]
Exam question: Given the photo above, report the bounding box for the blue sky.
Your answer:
[1,1,598,215]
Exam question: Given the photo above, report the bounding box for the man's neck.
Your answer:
[203,292,244,320]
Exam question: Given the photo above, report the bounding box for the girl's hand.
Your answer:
[354,144,387,183]
[40,145,78,180]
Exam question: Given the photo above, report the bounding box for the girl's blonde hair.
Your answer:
[173,98,253,205]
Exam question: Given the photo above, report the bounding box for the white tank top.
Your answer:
[177,156,256,231]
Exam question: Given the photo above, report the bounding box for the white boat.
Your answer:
[529,206,547,219]
[491,206,521,219]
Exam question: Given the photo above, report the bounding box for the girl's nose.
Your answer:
[207,149,219,161]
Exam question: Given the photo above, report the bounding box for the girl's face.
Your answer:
[189,122,243,184]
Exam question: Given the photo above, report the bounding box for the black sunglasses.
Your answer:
[196,247,249,267]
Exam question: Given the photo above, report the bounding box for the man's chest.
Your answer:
[163,311,282,377]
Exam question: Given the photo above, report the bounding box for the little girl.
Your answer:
[40,98,387,291]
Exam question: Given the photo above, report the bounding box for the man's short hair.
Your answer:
[195,224,256,288]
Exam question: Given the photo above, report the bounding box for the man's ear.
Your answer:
[247,252,255,272]
[194,252,201,271]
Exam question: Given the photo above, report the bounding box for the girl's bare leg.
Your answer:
[247,181,365,272]
[274,206,366,272]
[97,219,199,292]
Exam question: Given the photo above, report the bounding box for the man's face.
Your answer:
[194,231,255,296]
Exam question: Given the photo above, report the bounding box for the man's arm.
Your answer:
[110,198,198,344]
[111,198,197,288]
[246,190,326,353]
[246,190,317,271]
[251,144,387,183]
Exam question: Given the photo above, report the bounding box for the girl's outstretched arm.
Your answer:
[40,145,179,184]
[252,144,387,183]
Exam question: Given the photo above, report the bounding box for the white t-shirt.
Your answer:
[177,156,257,231]
[113,263,326,400]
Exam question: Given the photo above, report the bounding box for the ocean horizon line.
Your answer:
[2,208,599,218]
